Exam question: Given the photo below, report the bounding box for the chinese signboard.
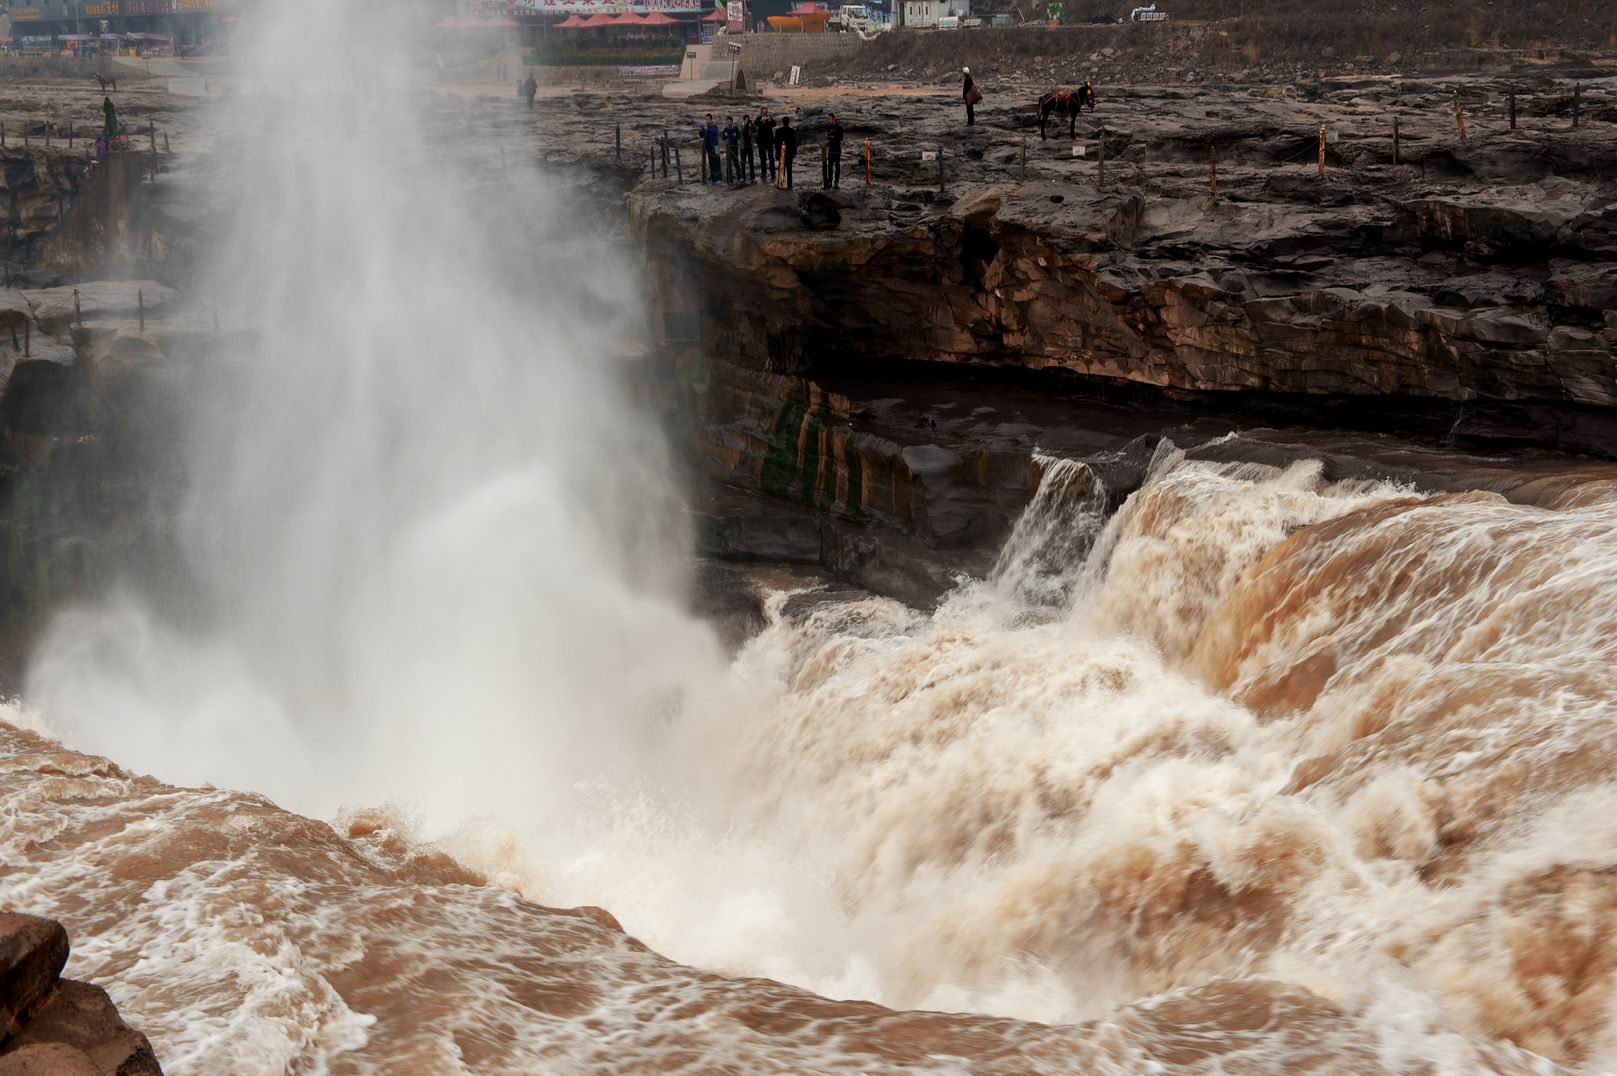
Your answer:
[725,0,742,31]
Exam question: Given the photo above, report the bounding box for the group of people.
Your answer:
[697,107,846,191]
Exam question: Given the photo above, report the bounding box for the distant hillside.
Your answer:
[973,0,1617,50]
[823,0,1616,85]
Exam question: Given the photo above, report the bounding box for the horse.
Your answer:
[1037,86,1094,140]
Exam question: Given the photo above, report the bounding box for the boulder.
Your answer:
[0,916,68,1043]
[0,1044,99,1076]
[6,982,161,1076]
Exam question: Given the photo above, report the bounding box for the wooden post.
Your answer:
[138,288,144,333]
[1573,83,1581,129]
[1454,91,1467,141]
[1209,145,1217,205]
[73,286,81,326]
[1393,115,1401,165]
[1509,89,1517,130]
[673,143,683,183]
[661,129,669,175]
[1097,127,1106,189]
[615,123,621,160]
[1317,124,1326,177]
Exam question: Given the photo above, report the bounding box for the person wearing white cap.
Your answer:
[961,66,978,126]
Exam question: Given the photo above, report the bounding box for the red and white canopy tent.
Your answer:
[552,13,587,27]
[699,8,727,21]
[639,10,681,24]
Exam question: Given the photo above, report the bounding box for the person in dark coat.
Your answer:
[722,115,741,183]
[962,67,976,126]
[741,116,756,183]
[102,96,117,143]
[699,113,721,185]
[823,111,843,189]
[522,73,537,110]
[756,106,777,183]
[779,115,798,189]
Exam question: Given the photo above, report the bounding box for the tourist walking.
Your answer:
[756,106,777,183]
[823,111,843,189]
[522,72,537,110]
[699,113,721,185]
[779,115,798,189]
[741,116,756,183]
[962,67,979,126]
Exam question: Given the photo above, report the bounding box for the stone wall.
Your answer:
[728,32,865,80]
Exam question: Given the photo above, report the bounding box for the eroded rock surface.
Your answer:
[0,915,159,1076]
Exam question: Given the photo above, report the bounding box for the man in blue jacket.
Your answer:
[699,114,721,184]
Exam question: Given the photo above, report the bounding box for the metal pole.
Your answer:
[1509,89,1517,130]
[661,129,670,176]
[615,123,621,160]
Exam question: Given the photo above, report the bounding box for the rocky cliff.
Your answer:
[0,913,161,1075]
[623,72,1617,600]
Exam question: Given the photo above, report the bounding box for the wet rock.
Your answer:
[0,916,68,1042]
[0,1043,100,1076]
[6,981,160,1076]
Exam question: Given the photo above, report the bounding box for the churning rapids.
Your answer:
[7,2,1617,1073]
[11,448,1617,1073]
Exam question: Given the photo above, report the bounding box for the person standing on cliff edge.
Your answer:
[756,106,777,184]
[823,112,843,189]
[962,68,980,126]
[779,115,798,190]
[102,96,117,145]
